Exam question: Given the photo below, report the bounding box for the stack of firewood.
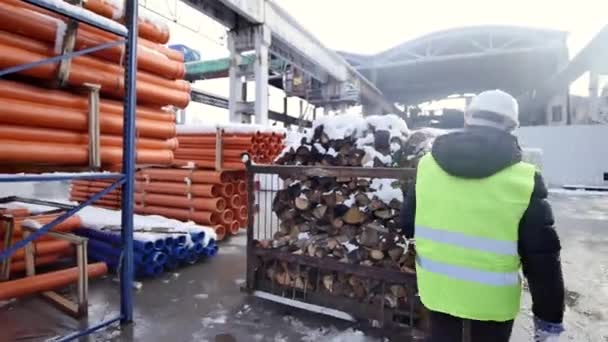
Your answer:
[255,115,428,305]
[261,175,416,272]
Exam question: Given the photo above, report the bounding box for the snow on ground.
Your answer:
[283,316,384,342]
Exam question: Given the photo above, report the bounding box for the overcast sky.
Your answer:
[146,0,606,123]
[277,0,606,55]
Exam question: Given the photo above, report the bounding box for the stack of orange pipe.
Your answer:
[0,79,177,166]
[174,130,286,169]
[68,168,249,241]
[0,207,82,275]
[69,179,123,209]
[0,1,190,107]
[0,1,187,169]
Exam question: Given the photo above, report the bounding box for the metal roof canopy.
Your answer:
[340,26,569,105]
[181,0,399,118]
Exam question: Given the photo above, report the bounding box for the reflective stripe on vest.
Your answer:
[416,256,519,286]
[415,225,518,256]
[414,153,536,321]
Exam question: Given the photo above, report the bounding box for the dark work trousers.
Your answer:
[426,310,514,342]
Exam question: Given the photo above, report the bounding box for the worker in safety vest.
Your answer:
[400,90,565,342]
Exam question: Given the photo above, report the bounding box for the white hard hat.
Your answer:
[465,90,519,131]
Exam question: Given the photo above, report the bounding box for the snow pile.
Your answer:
[311,113,408,142]
[77,206,217,247]
[369,179,402,203]
[277,113,412,168]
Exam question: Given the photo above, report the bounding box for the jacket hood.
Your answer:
[430,126,522,179]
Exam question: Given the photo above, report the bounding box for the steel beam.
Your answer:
[190,88,312,127]
[183,0,399,114]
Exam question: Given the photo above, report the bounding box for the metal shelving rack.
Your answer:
[0,0,139,340]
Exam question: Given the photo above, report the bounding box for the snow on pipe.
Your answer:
[75,228,154,253]
[0,1,183,79]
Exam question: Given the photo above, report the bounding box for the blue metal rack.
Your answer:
[0,0,139,340]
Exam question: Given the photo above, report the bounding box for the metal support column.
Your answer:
[228,31,245,123]
[253,25,270,125]
[120,0,138,324]
[589,68,599,122]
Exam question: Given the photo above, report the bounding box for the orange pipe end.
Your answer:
[220,183,234,198]
[214,225,226,241]
[220,210,234,224]
[228,195,240,209]
[228,221,239,235]
[236,181,247,195]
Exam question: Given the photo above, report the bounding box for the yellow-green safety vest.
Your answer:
[415,154,536,321]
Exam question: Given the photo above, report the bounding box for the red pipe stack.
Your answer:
[68,169,249,241]
[174,129,286,169]
[0,0,186,168]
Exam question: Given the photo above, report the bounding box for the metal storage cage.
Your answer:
[0,0,140,340]
[244,162,429,335]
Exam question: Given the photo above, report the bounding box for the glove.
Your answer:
[534,317,564,342]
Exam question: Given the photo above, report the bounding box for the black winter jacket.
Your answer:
[400,126,565,323]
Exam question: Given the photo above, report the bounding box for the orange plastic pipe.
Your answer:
[70,196,119,207]
[71,180,116,187]
[176,136,254,145]
[219,184,234,198]
[236,181,247,195]
[137,169,229,184]
[4,0,174,47]
[10,253,62,273]
[0,125,177,150]
[70,190,121,201]
[0,2,183,79]
[135,182,219,197]
[237,206,248,221]
[83,0,170,44]
[140,37,184,62]
[228,221,239,235]
[174,148,248,159]
[0,26,190,98]
[0,139,173,165]
[214,225,226,241]
[7,215,82,237]
[173,155,244,164]
[0,207,30,217]
[0,35,190,108]
[0,262,107,300]
[0,97,176,139]
[8,240,72,261]
[0,80,176,124]
[220,210,234,224]
[135,206,219,225]
[134,193,226,212]
[227,195,240,209]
